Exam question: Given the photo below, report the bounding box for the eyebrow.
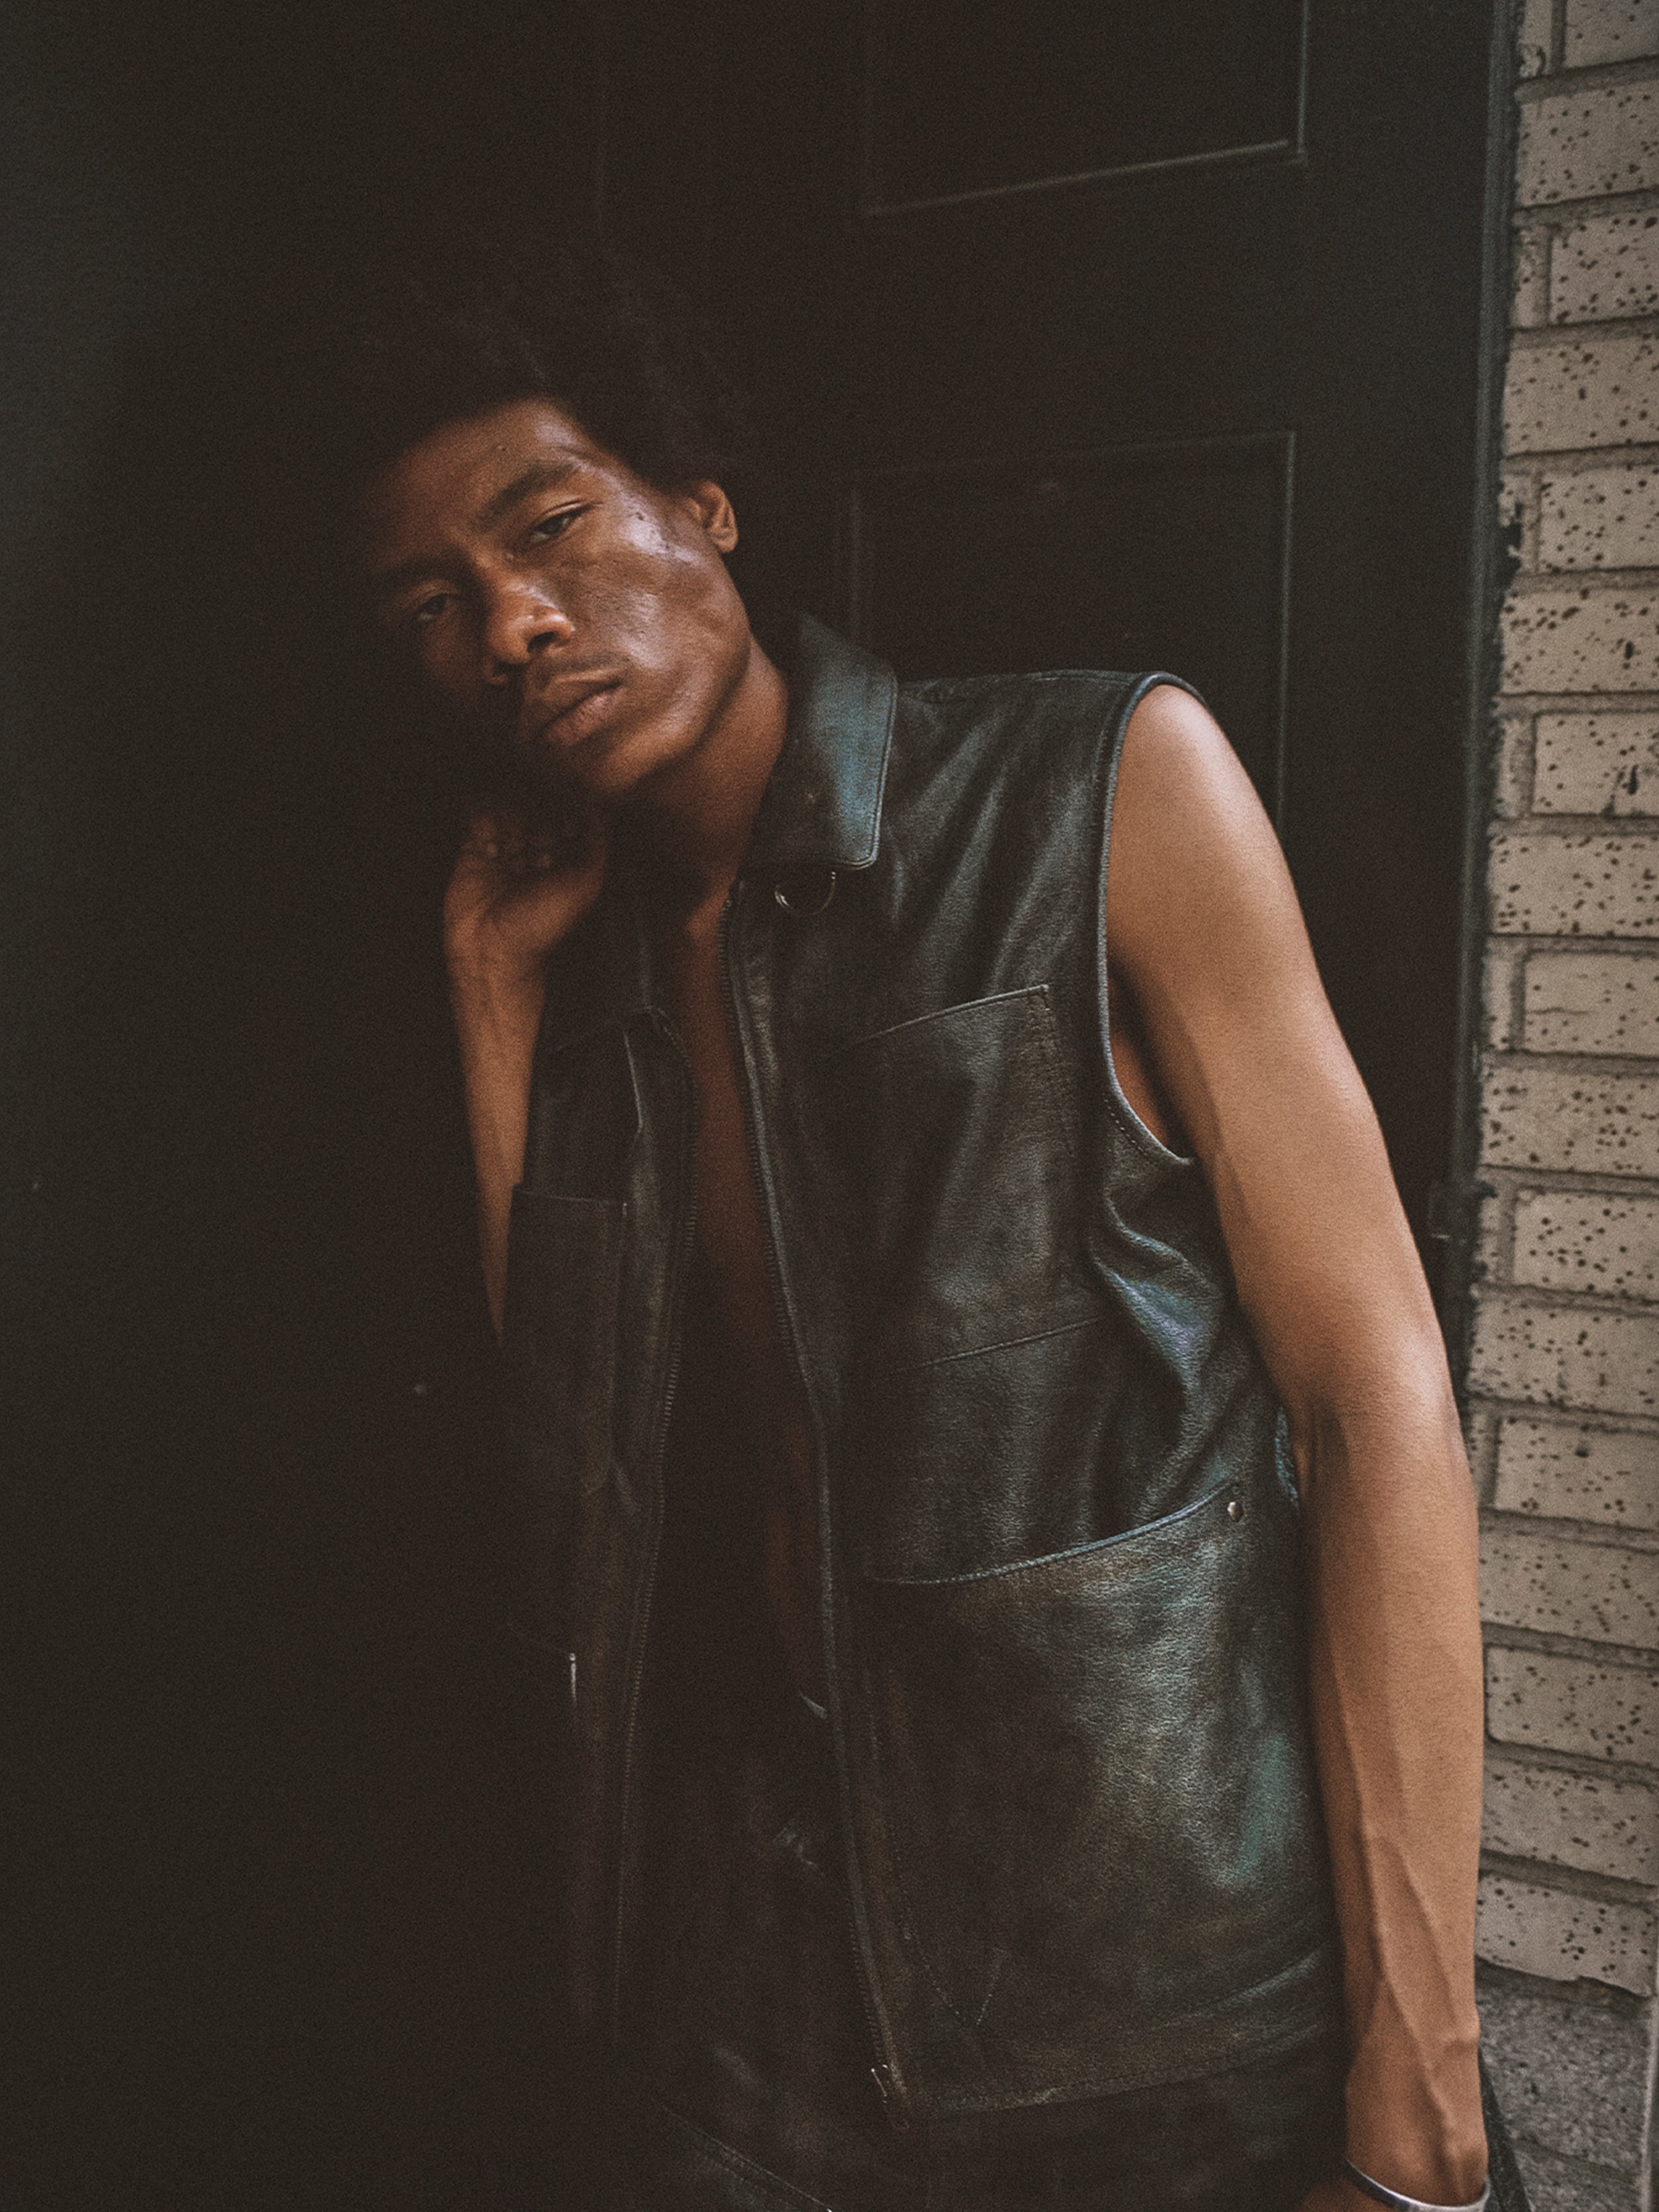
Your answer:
[477,456,581,529]
[368,457,583,598]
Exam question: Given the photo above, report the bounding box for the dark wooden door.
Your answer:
[600,0,1504,1282]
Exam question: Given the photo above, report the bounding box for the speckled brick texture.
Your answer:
[1518,81,1659,207]
[1486,1646,1659,1763]
[1502,585,1659,690]
[1522,949,1659,1052]
[1568,0,1659,70]
[1511,1187,1659,1297]
[1505,334,1659,452]
[1514,225,1551,327]
[1470,1293,1659,1415]
[1481,1524,1659,1646]
[1485,1755,1659,1881]
[1540,461,1659,566]
[1553,207,1659,325]
[1488,830,1659,935]
[1474,21,1659,2188]
[1494,1416,1659,1527]
[1478,1872,1656,1993]
[1533,715,1659,814]
[1482,1063,1659,1175]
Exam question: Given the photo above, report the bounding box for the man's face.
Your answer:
[358,395,751,803]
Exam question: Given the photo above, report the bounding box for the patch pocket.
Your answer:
[501,1187,624,1502]
[859,1478,1330,2066]
[821,984,1093,1371]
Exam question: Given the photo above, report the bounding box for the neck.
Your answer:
[627,631,790,924]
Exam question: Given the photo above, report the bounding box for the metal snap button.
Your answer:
[774,866,838,916]
[1226,1498,1243,1521]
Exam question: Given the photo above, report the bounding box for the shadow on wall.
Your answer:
[2,5,606,2203]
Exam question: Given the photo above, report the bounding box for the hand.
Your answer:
[443,795,611,998]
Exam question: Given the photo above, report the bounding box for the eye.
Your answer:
[525,506,583,546]
[410,592,455,630]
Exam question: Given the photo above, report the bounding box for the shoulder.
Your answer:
[887,665,1161,796]
[1108,681,1313,1006]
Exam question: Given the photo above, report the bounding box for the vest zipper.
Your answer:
[608,1015,698,2041]
[716,882,912,2129]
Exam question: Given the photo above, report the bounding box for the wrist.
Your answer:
[1344,2033,1487,2208]
[447,955,547,1035]
[1341,2156,1490,2212]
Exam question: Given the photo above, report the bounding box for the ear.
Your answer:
[681,480,739,554]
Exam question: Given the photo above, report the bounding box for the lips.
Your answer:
[533,677,628,756]
[531,676,622,749]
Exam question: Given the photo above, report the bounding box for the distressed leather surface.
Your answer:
[503,618,1341,2119]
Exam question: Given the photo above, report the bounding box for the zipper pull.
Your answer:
[869,2061,910,2130]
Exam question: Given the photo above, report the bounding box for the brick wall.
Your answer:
[1471,3,1659,2203]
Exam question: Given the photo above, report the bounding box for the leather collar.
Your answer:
[743,615,897,877]
[574,616,896,1033]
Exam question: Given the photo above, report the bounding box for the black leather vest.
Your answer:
[503,616,1341,2124]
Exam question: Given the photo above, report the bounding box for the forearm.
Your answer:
[448,965,545,1337]
[1296,1373,1488,2202]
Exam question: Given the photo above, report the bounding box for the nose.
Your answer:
[481,577,574,684]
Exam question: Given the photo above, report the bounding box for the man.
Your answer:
[338,234,1513,2211]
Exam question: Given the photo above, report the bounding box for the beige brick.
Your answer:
[1482,1062,1659,1173]
[1495,1415,1659,1527]
[1486,941,1524,1051]
[1540,463,1659,567]
[1535,712,1659,813]
[1501,588,1659,690]
[1476,1871,1656,1993]
[1494,713,1536,818]
[1484,1752,1659,1879]
[1514,226,1552,328]
[1524,949,1659,1052]
[1501,468,1533,560]
[1514,1188,1659,1298]
[1552,209,1659,324]
[1505,333,1659,452]
[1488,830,1659,934]
[1476,1182,1509,1287]
[1470,1291,1659,1414]
[1487,1644,1659,1759]
[1518,82,1659,207]
[1482,1524,1659,1645]
[1566,0,1659,67]
[1521,0,1556,77]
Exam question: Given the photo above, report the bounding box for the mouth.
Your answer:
[532,677,623,750]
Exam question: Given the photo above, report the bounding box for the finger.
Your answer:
[463,803,535,869]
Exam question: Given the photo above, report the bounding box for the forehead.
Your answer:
[356,395,619,568]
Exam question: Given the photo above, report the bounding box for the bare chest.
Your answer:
[657,918,825,1700]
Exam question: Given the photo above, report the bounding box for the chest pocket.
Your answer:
[822,984,1095,1373]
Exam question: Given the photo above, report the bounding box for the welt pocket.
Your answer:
[861,1479,1234,1590]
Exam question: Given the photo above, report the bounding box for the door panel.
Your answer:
[601,0,1500,1282]
[858,434,1292,809]
[865,0,1306,211]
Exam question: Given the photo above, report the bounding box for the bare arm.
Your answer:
[444,801,609,1336]
[1107,687,1487,2209]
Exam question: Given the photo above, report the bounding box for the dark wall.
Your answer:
[3,8,602,2205]
[2,6,1501,2205]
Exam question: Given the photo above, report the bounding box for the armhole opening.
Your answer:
[1097,675,1202,1171]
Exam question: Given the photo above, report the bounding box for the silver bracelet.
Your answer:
[1342,2155,1492,2212]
